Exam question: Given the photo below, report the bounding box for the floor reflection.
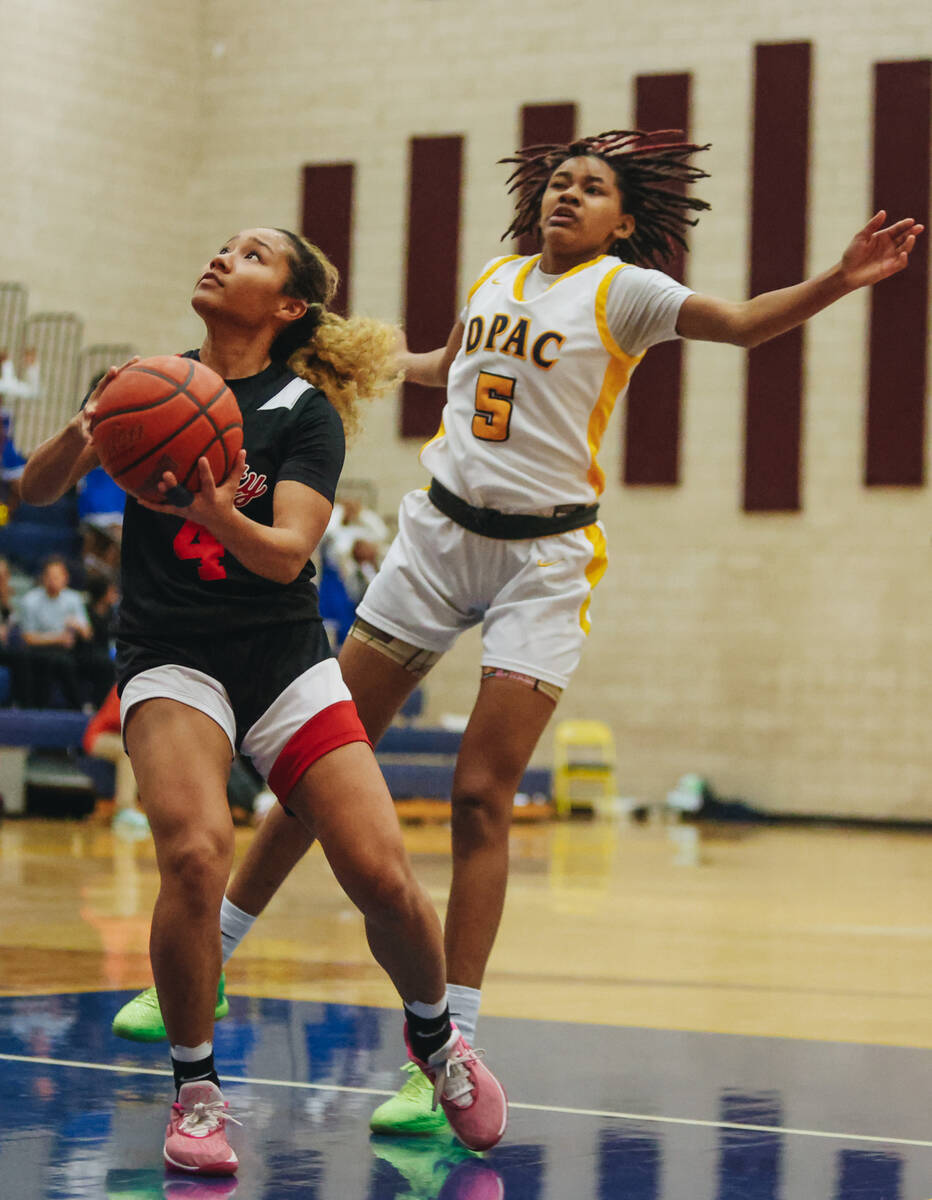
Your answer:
[1,992,929,1199]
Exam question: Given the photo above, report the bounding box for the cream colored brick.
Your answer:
[1,0,928,817]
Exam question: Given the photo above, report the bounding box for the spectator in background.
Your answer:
[77,465,125,536]
[82,682,147,834]
[80,573,118,707]
[0,557,12,626]
[16,555,92,709]
[0,558,14,703]
[0,349,40,521]
[0,555,32,706]
[316,497,388,647]
[0,408,28,521]
[322,495,389,604]
[77,373,125,583]
[80,522,121,586]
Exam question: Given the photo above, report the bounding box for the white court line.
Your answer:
[2,1052,931,1151]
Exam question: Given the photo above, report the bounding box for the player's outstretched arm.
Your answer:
[676,211,924,350]
[397,321,465,388]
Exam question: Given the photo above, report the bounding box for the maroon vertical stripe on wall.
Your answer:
[744,43,811,512]
[624,74,692,486]
[517,103,577,255]
[865,60,930,486]
[301,163,354,317]
[401,136,463,438]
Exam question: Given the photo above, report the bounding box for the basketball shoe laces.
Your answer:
[175,1094,243,1137]
[430,1044,486,1111]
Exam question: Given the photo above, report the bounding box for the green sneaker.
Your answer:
[370,1061,451,1135]
[111,973,230,1042]
[370,1130,475,1196]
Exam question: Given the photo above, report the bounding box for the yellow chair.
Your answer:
[552,718,617,818]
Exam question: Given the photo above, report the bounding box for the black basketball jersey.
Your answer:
[116,352,345,639]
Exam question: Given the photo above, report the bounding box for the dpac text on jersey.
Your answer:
[464,314,564,370]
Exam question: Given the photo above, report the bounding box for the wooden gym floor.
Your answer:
[1,812,930,1198]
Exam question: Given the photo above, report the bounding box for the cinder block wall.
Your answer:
[0,2,202,353]
[3,1,929,817]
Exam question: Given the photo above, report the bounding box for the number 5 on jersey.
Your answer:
[173,520,227,581]
[473,371,516,442]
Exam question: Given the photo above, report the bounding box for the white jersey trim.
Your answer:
[256,377,310,411]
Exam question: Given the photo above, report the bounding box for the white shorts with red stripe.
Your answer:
[120,656,369,803]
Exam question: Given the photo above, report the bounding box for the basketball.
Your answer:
[89,356,243,504]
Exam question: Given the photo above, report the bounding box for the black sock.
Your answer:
[171,1051,221,1098]
[405,1004,453,1063]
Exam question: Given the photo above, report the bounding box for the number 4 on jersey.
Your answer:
[173,520,227,581]
[473,371,516,442]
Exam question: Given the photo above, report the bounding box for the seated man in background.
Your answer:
[16,556,92,709]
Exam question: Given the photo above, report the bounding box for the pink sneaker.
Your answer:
[163,1178,239,1197]
[406,1024,508,1152]
[440,1160,506,1200]
[163,1081,240,1176]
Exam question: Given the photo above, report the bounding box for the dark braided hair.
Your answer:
[500,130,711,268]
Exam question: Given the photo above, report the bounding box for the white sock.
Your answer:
[170,1040,213,1062]
[404,994,449,1020]
[220,895,256,965]
[447,984,481,1044]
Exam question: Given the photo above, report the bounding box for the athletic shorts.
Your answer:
[116,620,369,801]
[355,489,608,691]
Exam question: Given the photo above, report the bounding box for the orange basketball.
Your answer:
[90,356,243,504]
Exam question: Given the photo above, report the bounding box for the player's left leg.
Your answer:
[445,675,557,991]
[287,741,444,1001]
[369,672,556,1137]
[285,741,508,1151]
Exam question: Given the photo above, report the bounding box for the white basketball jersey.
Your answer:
[420,253,667,512]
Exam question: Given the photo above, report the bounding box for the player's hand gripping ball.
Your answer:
[89,356,243,505]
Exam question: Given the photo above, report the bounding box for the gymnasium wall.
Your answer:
[1,1,929,818]
[0,2,202,355]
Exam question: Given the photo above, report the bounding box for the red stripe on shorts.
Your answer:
[267,699,370,802]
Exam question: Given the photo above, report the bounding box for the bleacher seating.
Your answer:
[0,494,81,575]
[0,708,112,815]
[0,709,550,817]
[376,725,550,799]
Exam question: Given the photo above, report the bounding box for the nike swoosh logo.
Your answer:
[537,559,560,567]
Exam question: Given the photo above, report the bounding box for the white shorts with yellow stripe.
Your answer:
[354,488,607,691]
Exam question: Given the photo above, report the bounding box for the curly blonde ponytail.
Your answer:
[272,231,402,437]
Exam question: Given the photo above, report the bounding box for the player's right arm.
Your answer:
[20,361,134,505]
[20,415,99,506]
[397,320,465,388]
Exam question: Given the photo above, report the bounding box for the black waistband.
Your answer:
[427,478,599,541]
